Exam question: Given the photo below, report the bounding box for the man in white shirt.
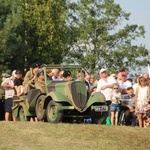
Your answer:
[52,69,62,81]
[1,72,15,121]
[118,71,132,94]
[96,68,117,105]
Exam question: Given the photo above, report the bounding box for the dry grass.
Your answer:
[0,121,149,150]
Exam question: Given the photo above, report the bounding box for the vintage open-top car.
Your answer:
[12,65,108,123]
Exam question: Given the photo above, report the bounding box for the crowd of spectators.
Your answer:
[0,64,150,127]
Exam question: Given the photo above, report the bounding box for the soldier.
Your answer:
[23,63,39,94]
[35,70,46,93]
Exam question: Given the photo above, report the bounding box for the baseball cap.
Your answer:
[121,71,127,76]
[99,68,107,74]
[63,70,71,78]
[1,73,10,78]
[12,70,17,77]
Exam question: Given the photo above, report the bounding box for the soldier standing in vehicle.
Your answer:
[35,70,46,93]
[23,63,39,94]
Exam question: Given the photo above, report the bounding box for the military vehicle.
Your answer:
[12,65,108,123]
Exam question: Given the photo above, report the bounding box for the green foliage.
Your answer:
[65,0,149,74]
[0,0,68,72]
[0,0,149,75]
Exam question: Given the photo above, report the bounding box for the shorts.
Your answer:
[110,103,120,112]
[5,98,13,113]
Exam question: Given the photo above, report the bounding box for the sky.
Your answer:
[114,0,150,73]
[114,0,150,51]
[72,0,150,73]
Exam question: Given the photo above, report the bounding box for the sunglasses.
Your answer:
[114,88,118,89]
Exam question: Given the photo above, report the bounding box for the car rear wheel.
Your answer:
[92,112,108,124]
[36,95,46,121]
[19,107,27,121]
[46,100,63,123]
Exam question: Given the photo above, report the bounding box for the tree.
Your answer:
[64,0,149,74]
[0,0,24,72]
[23,0,68,65]
[0,0,68,72]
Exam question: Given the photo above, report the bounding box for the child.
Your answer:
[135,77,150,127]
[122,87,136,126]
[110,85,122,125]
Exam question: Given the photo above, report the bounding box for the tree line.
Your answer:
[0,0,149,75]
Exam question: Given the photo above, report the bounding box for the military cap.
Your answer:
[1,73,10,78]
[63,70,71,78]
[40,64,47,68]
[31,63,39,69]
[37,70,44,77]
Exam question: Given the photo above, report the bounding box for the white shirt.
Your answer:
[96,77,117,100]
[133,83,139,94]
[52,76,62,81]
[118,80,132,89]
[1,77,15,99]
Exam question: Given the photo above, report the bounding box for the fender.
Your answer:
[84,92,106,111]
[27,89,41,111]
[46,91,71,104]
[14,102,28,117]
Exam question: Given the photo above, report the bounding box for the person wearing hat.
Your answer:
[1,73,11,82]
[23,63,39,94]
[1,71,16,121]
[35,70,46,93]
[62,70,72,81]
[96,68,117,106]
[118,71,132,94]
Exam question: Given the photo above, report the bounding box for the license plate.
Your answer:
[94,106,108,112]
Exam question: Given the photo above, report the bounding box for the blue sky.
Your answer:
[114,0,150,51]
[114,0,150,73]
[114,0,150,50]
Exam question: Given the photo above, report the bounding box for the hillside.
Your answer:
[0,121,149,150]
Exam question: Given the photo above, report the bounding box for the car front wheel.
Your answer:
[46,100,63,123]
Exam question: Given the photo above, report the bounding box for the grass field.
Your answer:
[0,121,149,150]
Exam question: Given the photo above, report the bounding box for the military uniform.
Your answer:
[35,79,46,93]
[23,68,38,94]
